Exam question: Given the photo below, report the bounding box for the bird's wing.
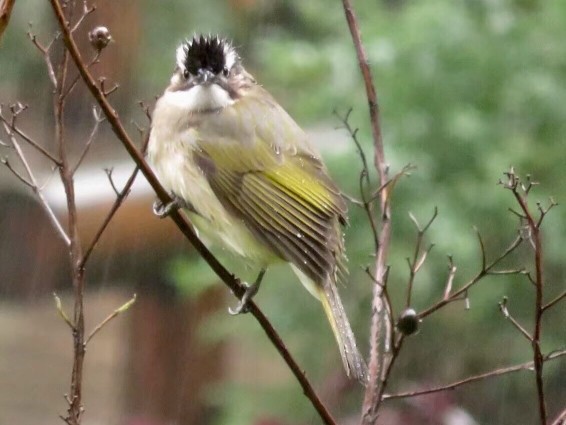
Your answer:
[194,130,347,286]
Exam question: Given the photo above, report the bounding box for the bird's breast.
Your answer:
[147,101,276,265]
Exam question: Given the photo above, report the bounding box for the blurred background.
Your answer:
[0,0,565,424]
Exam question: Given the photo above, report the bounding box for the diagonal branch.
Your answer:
[498,296,533,342]
[543,289,566,313]
[383,348,566,400]
[0,111,61,165]
[80,166,140,269]
[48,1,335,423]
[1,119,70,246]
[551,407,566,425]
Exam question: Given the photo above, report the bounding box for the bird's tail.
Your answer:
[318,282,368,384]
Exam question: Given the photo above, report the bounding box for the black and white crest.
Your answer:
[176,35,238,76]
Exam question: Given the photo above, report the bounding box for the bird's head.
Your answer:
[166,35,252,111]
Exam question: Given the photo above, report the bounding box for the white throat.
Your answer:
[162,84,234,112]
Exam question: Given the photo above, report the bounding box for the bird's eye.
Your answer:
[222,67,229,77]
[183,69,190,79]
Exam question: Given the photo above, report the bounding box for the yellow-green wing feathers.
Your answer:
[193,133,347,287]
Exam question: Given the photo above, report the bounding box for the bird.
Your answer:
[147,34,367,382]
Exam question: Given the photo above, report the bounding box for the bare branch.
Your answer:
[383,349,566,401]
[1,119,70,245]
[0,107,61,164]
[474,227,487,272]
[62,51,100,101]
[406,208,437,307]
[85,294,136,345]
[104,167,120,196]
[72,106,104,174]
[419,234,523,318]
[0,0,16,41]
[53,293,75,330]
[70,0,95,33]
[80,166,140,268]
[339,1,393,420]
[443,256,457,301]
[27,27,58,88]
[503,169,547,423]
[99,77,119,97]
[334,108,370,184]
[542,290,566,313]
[335,108,380,252]
[369,163,414,204]
[536,197,557,228]
[551,407,566,425]
[138,100,153,122]
[1,156,34,187]
[498,296,533,342]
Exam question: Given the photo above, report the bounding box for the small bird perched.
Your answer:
[148,34,367,382]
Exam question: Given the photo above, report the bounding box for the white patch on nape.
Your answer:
[224,45,238,70]
[176,43,188,73]
[163,84,234,112]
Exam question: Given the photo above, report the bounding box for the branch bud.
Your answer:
[88,26,112,51]
[396,308,420,336]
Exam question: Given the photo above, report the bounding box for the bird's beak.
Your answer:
[197,69,215,85]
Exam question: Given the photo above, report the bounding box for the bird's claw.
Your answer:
[228,300,250,316]
[228,269,266,315]
[153,197,183,218]
[228,281,258,315]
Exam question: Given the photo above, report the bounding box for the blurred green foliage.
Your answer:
[1,0,564,423]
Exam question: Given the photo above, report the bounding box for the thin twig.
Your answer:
[474,227,487,272]
[334,108,379,252]
[72,106,104,174]
[442,256,457,301]
[383,348,566,400]
[1,119,70,245]
[419,234,524,318]
[27,28,58,88]
[1,156,34,187]
[104,167,120,196]
[536,197,557,228]
[368,163,414,204]
[62,52,100,101]
[551,407,566,425]
[0,109,61,164]
[53,293,75,330]
[49,2,336,423]
[70,0,95,33]
[498,296,533,342]
[80,166,140,268]
[406,208,437,307]
[85,294,136,345]
[542,290,566,313]
[334,108,370,184]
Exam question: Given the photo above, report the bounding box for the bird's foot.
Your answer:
[153,195,187,219]
[228,269,266,315]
